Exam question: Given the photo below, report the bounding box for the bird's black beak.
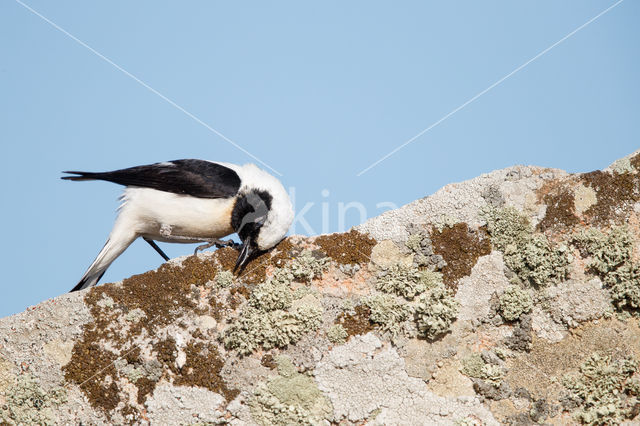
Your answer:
[234,242,255,273]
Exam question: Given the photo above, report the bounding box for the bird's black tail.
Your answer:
[70,271,106,292]
[61,171,101,181]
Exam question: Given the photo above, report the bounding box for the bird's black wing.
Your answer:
[62,159,241,198]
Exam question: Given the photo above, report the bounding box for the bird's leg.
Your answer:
[144,238,170,261]
[157,225,238,254]
[194,238,238,255]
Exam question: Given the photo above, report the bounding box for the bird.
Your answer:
[62,159,294,292]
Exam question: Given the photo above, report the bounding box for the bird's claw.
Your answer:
[194,239,239,255]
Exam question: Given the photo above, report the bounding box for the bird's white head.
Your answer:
[230,164,294,270]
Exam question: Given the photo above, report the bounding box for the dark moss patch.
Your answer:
[213,246,240,271]
[431,223,491,286]
[226,287,248,311]
[580,170,640,225]
[84,257,208,331]
[124,347,141,365]
[120,405,143,424]
[335,305,374,338]
[630,152,640,171]
[65,252,244,416]
[63,340,120,412]
[209,296,226,321]
[229,284,252,300]
[174,342,239,402]
[136,377,156,405]
[314,230,376,265]
[261,354,277,369]
[154,338,177,367]
[537,188,580,233]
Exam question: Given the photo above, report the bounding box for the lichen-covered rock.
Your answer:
[499,285,533,321]
[314,334,498,424]
[0,374,67,425]
[562,353,640,425]
[363,294,411,336]
[374,264,436,300]
[414,283,459,340]
[2,151,640,424]
[249,356,332,425]
[483,206,572,287]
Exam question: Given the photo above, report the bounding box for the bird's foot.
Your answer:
[194,238,238,255]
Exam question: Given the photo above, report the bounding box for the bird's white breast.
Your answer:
[119,187,235,242]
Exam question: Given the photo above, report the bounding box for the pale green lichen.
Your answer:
[363,294,411,336]
[573,226,640,311]
[223,267,323,355]
[405,233,426,253]
[368,408,382,422]
[507,235,571,287]
[433,214,459,232]
[610,157,635,174]
[414,283,459,340]
[292,285,318,300]
[460,354,504,387]
[481,364,505,387]
[269,267,295,285]
[0,374,67,425]
[248,281,293,312]
[366,270,457,340]
[223,305,322,355]
[375,264,442,300]
[124,308,146,323]
[609,264,640,311]
[326,324,348,344]
[289,250,329,282]
[499,285,533,321]
[341,298,355,311]
[213,270,234,288]
[573,227,632,276]
[115,358,162,384]
[494,347,511,360]
[482,206,532,250]
[562,353,640,425]
[404,230,446,269]
[483,206,571,287]
[461,353,486,378]
[249,356,332,425]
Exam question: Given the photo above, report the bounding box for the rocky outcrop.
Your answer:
[2,152,640,425]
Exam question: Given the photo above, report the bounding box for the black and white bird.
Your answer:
[62,159,294,292]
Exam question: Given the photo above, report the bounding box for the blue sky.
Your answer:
[1,1,638,318]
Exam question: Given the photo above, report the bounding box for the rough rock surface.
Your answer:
[3,151,640,425]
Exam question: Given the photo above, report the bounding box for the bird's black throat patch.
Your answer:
[231,189,273,244]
